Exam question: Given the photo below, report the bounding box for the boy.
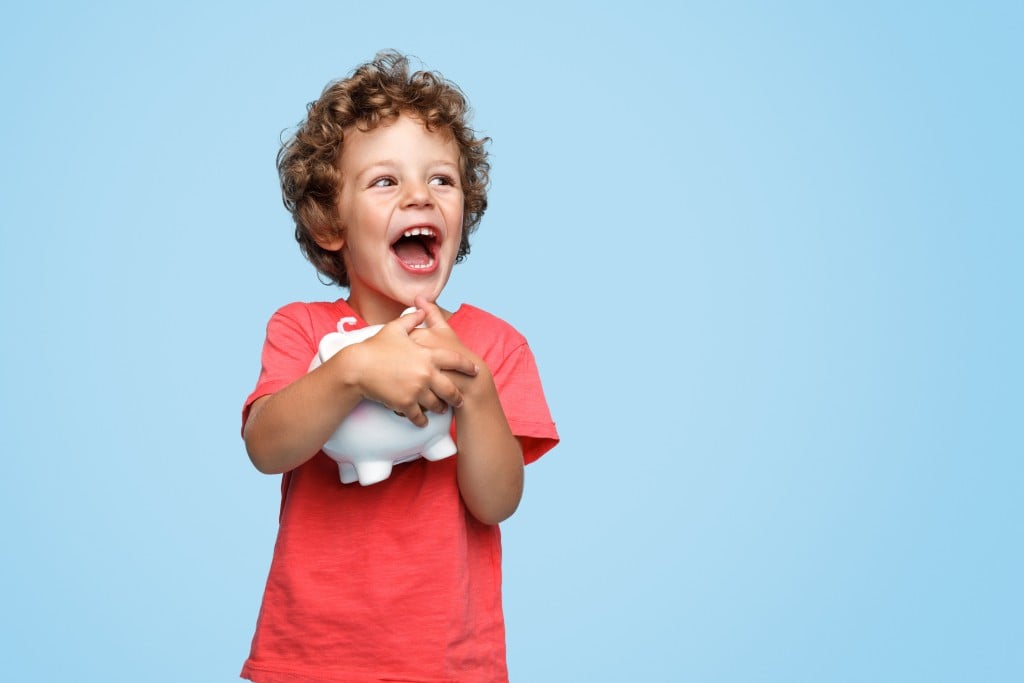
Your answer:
[241,51,559,682]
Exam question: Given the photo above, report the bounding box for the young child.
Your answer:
[241,51,559,682]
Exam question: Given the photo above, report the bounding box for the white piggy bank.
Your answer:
[308,308,457,486]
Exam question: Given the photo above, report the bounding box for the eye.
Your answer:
[429,175,456,187]
[371,176,396,188]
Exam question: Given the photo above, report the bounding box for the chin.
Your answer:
[406,277,450,304]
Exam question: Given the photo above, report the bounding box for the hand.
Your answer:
[409,296,487,394]
[410,298,524,524]
[334,307,479,427]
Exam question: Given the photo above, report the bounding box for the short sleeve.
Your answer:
[489,342,559,465]
[241,304,320,430]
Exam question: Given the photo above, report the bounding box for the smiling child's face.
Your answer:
[319,113,465,324]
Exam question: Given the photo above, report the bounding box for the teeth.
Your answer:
[402,227,436,238]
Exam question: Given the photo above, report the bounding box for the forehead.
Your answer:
[340,114,460,169]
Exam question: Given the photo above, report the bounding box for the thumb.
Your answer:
[391,307,427,334]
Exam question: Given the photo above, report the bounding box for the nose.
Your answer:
[401,179,433,208]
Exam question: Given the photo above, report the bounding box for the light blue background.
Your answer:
[2,1,1020,681]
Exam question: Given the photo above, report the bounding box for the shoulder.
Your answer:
[449,304,532,370]
[271,298,353,320]
[450,304,527,344]
[260,299,360,351]
[268,299,356,330]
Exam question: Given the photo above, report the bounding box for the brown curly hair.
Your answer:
[277,50,491,287]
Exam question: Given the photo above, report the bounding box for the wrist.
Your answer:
[328,344,368,398]
[457,365,497,408]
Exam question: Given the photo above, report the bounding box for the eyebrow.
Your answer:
[354,159,460,180]
[362,158,459,167]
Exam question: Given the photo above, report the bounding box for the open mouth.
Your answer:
[392,226,439,271]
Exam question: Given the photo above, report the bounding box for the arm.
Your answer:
[412,297,525,525]
[245,309,479,475]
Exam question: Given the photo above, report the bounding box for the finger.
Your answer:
[389,308,427,334]
[432,348,478,377]
[396,401,428,428]
[393,405,443,418]
[414,296,451,330]
[420,393,451,415]
[429,375,465,409]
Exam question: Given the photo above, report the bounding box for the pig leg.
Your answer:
[355,460,394,486]
[338,461,359,484]
[421,435,458,461]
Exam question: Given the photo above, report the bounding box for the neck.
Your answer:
[345,293,408,325]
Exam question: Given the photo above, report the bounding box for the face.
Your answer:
[322,114,465,324]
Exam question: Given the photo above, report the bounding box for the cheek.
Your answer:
[450,204,465,236]
[447,223,464,257]
[442,203,464,252]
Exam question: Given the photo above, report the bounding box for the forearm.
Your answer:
[245,307,482,475]
[244,351,364,474]
[454,370,525,525]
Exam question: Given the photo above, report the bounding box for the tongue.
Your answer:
[394,240,432,267]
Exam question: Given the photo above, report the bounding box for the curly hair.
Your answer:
[277,50,491,287]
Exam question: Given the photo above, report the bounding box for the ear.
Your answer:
[313,229,345,252]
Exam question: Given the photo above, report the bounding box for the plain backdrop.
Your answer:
[1,1,1020,681]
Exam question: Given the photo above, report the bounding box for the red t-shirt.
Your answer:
[241,300,559,683]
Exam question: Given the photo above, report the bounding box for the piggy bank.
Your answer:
[308,308,457,486]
